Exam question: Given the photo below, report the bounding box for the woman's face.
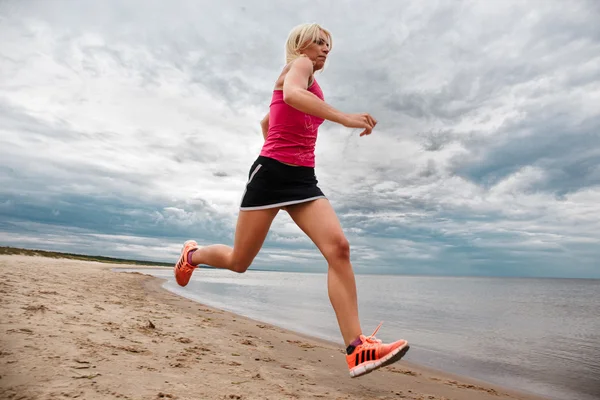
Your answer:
[301,30,330,71]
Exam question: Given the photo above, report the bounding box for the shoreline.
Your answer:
[142,270,548,400]
[0,255,548,400]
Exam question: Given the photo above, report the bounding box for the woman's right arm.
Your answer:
[282,57,377,136]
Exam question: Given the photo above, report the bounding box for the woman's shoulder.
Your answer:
[274,56,314,90]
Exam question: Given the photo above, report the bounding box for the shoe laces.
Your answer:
[362,321,384,345]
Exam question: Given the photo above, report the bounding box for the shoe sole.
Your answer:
[349,343,410,378]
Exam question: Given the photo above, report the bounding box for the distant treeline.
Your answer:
[0,246,171,267]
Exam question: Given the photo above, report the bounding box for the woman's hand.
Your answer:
[342,113,377,136]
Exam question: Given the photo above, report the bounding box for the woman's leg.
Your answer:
[190,208,279,273]
[285,199,362,346]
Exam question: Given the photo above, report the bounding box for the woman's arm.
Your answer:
[282,57,346,124]
[282,57,377,136]
[260,112,269,141]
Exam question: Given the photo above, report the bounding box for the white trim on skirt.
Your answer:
[238,163,263,207]
[239,195,326,211]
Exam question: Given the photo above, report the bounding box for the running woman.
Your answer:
[174,23,409,378]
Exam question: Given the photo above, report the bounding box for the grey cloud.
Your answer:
[0,192,233,243]
[453,112,600,193]
[1,0,599,278]
[417,129,456,152]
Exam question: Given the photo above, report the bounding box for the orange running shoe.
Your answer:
[346,322,409,378]
[174,240,199,287]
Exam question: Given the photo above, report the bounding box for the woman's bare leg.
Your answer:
[286,199,362,346]
[190,208,279,273]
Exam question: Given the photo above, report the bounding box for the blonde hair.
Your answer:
[285,23,332,64]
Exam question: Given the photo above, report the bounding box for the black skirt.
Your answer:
[240,156,326,210]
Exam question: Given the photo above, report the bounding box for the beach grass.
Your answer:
[0,246,171,267]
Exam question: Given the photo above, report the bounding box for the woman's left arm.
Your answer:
[260,112,269,141]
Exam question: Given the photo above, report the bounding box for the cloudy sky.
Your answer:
[1,0,599,278]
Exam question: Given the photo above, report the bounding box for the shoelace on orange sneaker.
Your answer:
[362,321,384,345]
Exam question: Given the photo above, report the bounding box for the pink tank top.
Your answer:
[260,80,325,167]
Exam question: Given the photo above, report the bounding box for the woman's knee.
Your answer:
[230,258,252,273]
[323,235,351,263]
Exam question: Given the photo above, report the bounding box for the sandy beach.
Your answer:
[0,255,547,400]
